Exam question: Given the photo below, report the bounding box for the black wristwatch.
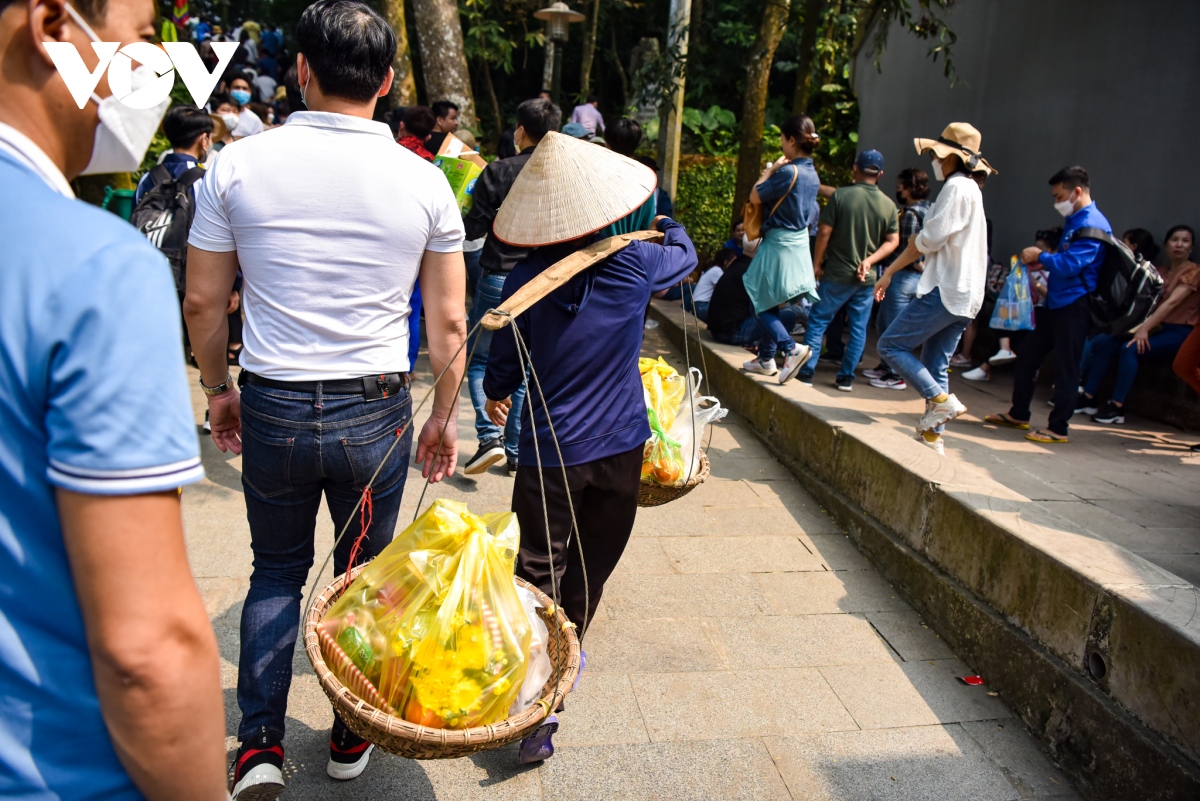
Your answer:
[199,372,233,397]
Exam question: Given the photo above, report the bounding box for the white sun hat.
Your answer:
[492,131,658,247]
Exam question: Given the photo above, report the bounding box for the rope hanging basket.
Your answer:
[303,567,581,760]
[637,452,710,507]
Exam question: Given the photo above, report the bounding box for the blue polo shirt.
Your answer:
[0,149,203,799]
[1040,202,1111,309]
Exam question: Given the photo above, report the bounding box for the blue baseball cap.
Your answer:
[856,149,884,174]
[562,122,591,139]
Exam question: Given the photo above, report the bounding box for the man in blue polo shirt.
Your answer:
[0,0,226,797]
[986,166,1111,443]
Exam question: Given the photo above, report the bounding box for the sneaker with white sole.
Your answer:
[231,727,285,801]
[464,438,506,475]
[949,354,972,368]
[915,432,945,456]
[327,714,375,781]
[988,348,1017,365]
[743,358,779,376]
[1092,401,1125,425]
[916,394,967,432]
[834,375,854,392]
[863,364,890,380]
[1074,392,1098,416]
[795,371,814,386]
[869,375,907,390]
[778,345,812,384]
[961,366,990,382]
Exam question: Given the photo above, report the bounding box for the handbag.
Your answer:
[743,163,798,241]
[989,257,1035,331]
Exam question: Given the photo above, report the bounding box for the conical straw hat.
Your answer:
[492,132,658,247]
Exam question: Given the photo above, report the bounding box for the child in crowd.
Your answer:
[685,248,737,322]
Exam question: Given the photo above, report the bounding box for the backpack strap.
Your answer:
[1070,226,1116,246]
[175,165,207,189]
[766,164,799,221]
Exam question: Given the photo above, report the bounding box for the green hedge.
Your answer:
[673,155,736,262]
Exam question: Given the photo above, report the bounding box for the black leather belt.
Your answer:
[239,370,409,400]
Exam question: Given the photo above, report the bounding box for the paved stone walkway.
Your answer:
[774,331,1200,586]
[185,330,1082,800]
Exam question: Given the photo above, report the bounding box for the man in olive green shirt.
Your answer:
[798,150,899,390]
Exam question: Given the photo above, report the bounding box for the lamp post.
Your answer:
[534,2,585,106]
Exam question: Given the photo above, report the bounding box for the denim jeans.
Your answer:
[877,287,971,399]
[692,301,710,322]
[756,308,798,361]
[876,268,922,335]
[237,382,413,740]
[801,280,875,379]
[1083,323,1192,403]
[464,247,483,297]
[713,307,800,348]
[467,272,526,458]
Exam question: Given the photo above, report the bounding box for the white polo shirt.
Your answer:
[189,111,464,380]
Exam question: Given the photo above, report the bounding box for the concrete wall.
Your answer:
[853,0,1200,262]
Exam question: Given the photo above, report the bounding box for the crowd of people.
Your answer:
[677,121,1198,452]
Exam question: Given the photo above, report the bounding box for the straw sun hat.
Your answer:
[492,131,657,247]
[914,122,996,175]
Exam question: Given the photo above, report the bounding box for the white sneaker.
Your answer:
[863,365,889,380]
[916,394,967,433]
[202,410,211,432]
[743,358,779,376]
[988,348,1017,365]
[915,432,945,456]
[869,375,907,390]
[778,344,812,384]
[961,366,990,382]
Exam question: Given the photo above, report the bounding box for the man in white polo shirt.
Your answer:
[183,1,467,796]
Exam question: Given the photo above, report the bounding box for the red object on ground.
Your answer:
[957,675,986,686]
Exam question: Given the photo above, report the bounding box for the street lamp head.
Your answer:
[534,1,585,43]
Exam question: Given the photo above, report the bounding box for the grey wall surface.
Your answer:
[853,0,1200,263]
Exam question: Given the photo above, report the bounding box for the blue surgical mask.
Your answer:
[231,89,252,106]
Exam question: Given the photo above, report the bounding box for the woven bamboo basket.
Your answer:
[303,567,581,760]
[637,452,710,507]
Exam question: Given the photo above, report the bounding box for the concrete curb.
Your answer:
[649,300,1200,801]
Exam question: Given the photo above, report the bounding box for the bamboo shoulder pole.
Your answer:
[480,230,665,330]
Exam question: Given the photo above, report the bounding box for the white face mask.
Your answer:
[1054,197,1076,217]
[220,112,240,132]
[66,5,170,176]
[931,156,945,182]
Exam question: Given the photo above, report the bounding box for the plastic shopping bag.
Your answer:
[639,357,687,432]
[667,368,728,483]
[320,499,532,729]
[989,256,1035,331]
[509,583,552,715]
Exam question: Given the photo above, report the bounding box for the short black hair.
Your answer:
[896,167,929,200]
[713,247,738,267]
[1035,227,1063,248]
[163,105,214,150]
[1121,228,1158,261]
[1049,166,1089,190]
[606,118,641,157]
[586,94,598,104]
[209,92,235,111]
[636,155,659,172]
[515,98,561,142]
[296,0,396,103]
[403,105,436,139]
[432,100,459,120]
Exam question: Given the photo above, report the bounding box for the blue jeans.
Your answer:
[877,268,922,335]
[756,307,800,361]
[877,288,971,430]
[692,300,710,322]
[464,247,483,297]
[801,281,875,379]
[237,382,413,740]
[1083,323,1192,403]
[467,272,526,458]
[715,307,800,348]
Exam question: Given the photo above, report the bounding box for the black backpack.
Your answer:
[130,164,206,295]
[1071,226,1164,335]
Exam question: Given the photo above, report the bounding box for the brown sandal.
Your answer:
[983,413,1030,430]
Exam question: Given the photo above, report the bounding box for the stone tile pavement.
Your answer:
[184,330,1082,800]
[777,339,1200,585]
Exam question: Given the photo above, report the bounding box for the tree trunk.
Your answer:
[383,0,418,106]
[732,0,791,220]
[791,0,825,114]
[411,0,477,128]
[580,0,600,98]
[608,24,629,109]
[477,57,502,144]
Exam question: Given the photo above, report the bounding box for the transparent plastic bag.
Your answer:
[509,583,552,715]
[639,357,687,432]
[666,367,728,483]
[989,257,1035,331]
[320,499,532,729]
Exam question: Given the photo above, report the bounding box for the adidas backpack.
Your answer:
[129,164,207,295]
[1070,226,1164,335]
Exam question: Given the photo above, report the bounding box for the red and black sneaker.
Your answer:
[327,713,375,780]
[230,726,284,801]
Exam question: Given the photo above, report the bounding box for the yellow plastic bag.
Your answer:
[320,499,532,729]
[638,357,688,486]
